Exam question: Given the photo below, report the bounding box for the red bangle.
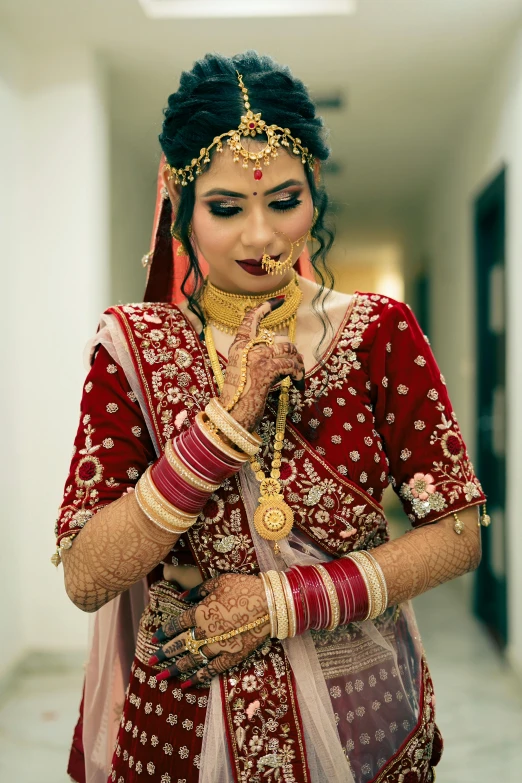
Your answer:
[151,458,208,514]
[286,557,370,633]
[286,568,307,635]
[290,565,331,630]
[178,429,234,483]
[192,415,246,469]
[326,558,369,622]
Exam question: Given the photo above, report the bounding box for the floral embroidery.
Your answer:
[397,385,409,395]
[440,430,464,463]
[106,402,119,413]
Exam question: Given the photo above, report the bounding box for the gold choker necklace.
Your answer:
[201,274,302,335]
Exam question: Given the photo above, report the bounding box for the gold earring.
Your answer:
[171,223,193,256]
[307,207,319,242]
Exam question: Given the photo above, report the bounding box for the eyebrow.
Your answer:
[201,178,305,199]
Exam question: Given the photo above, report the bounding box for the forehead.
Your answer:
[194,141,307,195]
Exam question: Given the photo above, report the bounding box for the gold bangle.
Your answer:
[205,398,261,457]
[185,613,270,655]
[164,438,220,493]
[280,571,297,638]
[207,397,261,448]
[348,551,385,620]
[265,570,289,640]
[358,551,388,614]
[260,572,278,639]
[137,468,198,532]
[135,478,187,535]
[314,564,341,631]
[195,412,250,463]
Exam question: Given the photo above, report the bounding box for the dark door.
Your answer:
[473,167,507,648]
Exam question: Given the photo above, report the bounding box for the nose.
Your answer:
[240,207,275,255]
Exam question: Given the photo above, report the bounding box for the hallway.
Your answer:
[0,580,520,783]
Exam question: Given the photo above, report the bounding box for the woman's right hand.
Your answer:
[219,299,305,433]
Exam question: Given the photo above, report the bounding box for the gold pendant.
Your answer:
[253,493,294,544]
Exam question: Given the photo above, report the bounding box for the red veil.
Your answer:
[143,155,315,304]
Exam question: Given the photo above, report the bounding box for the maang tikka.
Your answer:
[163,71,314,186]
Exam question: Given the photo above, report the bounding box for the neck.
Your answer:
[206,269,296,297]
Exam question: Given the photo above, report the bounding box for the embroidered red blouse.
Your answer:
[56,293,484,549]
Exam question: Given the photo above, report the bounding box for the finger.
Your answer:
[180,577,219,605]
[148,630,191,665]
[156,652,200,680]
[235,296,285,342]
[151,605,198,645]
[178,652,234,690]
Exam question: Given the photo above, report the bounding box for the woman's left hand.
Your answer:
[148,573,270,687]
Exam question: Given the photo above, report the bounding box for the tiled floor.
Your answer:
[0,582,521,783]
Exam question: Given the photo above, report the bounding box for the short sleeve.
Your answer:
[368,300,485,526]
[55,345,155,546]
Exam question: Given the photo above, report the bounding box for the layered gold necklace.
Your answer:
[202,276,302,554]
[201,273,301,334]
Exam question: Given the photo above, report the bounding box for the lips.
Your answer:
[235,255,280,277]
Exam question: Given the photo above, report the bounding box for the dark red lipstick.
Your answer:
[235,255,281,277]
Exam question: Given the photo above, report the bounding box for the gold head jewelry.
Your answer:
[201,273,302,334]
[164,71,314,186]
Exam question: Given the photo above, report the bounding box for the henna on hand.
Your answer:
[219,301,305,432]
[372,506,481,606]
[149,573,270,683]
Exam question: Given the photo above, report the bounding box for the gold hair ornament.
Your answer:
[163,72,314,186]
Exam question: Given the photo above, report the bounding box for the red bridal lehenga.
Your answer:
[56,161,485,783]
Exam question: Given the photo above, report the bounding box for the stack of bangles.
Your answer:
[135,399,261,535]
[261,551,389,640]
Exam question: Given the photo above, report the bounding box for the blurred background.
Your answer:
[1,0,522,780]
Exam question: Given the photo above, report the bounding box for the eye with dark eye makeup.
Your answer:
[208,195,302,219]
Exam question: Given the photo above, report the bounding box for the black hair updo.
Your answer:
[159,50,335,335]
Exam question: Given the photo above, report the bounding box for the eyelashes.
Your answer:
[208,197,302,219]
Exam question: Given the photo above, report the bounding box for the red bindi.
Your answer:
[253,191,258,196]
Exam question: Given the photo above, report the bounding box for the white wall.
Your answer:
[424,26,522,676]
[0,30,25,683]
[1,40,110,677]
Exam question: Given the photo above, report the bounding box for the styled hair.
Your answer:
[159,50,335,340]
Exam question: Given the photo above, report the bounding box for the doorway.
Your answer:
[473,167,507,648]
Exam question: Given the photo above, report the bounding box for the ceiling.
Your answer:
[2,0,522,205]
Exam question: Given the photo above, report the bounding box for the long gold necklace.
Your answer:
[203,291,299,555]
[201,273,301,334]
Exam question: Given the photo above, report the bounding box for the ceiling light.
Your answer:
[138,0,356,19]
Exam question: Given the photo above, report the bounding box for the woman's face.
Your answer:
[166,142,315,295]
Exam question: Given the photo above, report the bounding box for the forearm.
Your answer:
[372,506,482,606]
[62,492,179,613]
